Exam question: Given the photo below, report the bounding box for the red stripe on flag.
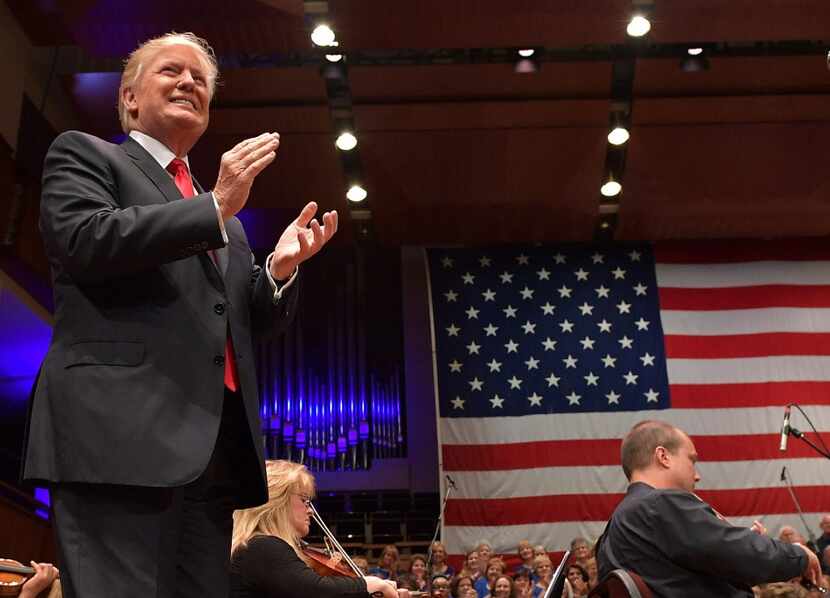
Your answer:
[670,382,830,408]
[664,333,830,358]
[658,286,830,310]
[654,240,830,264]
[442,435,817,471]
[445,486,830,526]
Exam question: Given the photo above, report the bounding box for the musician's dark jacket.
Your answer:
[229,536,368,598]
[596,482,807,598]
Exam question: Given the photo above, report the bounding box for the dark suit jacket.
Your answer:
[23,131,298,507]
[596,482,806,598]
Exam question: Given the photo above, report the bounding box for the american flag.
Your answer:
[426,240,830,560]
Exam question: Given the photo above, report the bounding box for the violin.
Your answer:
[0,559,31,596]
[305,504,426,597]
[0,558,59,598]
[302,543,358,578]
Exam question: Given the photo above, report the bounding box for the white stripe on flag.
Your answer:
[666,356,830,384]
[448,458,828,498]
[660,308,830,335]
[439,406,830,445]
[655,262,830,287]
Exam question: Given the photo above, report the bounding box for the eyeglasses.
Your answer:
[292,493,313,508]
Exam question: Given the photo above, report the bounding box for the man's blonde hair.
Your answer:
[117,31,218,133]
[231,460,315,559]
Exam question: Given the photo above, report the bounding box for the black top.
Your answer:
[230,536,369,598]
[596,482,807,598]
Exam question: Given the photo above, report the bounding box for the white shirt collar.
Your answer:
[128,130,190,171]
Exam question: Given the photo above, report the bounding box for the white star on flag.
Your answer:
[624,371,639,385]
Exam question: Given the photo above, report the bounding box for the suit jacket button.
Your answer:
[214,355,225,366]
[214,303,225,315]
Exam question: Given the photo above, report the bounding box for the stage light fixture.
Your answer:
[311,24,336,47]
[687,47,703,56]
[325,53,343,62]
[347,185,367,203]
[518,49,535,57]
[601,179,622,197]
[608,126,630,146]
[336,132,358,151]
[626,15,651,37]
[680,55,710,72]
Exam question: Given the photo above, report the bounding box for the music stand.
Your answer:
[542,550,571,598]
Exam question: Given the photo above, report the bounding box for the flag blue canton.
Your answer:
[428,245,670,417]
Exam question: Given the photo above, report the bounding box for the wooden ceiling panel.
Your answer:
[329,0,629,50]
[635,56,830,99]
[355,105,607,245]
[634,95,830,125]
[214,67,328,107]
[649,1,830,43]
[618,119,830,240]
[350,62,612,103]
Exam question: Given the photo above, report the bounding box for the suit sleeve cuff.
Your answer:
[211,192,229,245]
[265,253,297,302]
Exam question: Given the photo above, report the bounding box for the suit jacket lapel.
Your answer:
[192,176,230,277]
[121,137,229,291]
[121,137,183,205]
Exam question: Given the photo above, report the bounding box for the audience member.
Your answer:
[582,557,598,590]
[476,541,494,577]
[400,554,429,592]
[475,558,506,598]
[533,546,547,559]
[460,551,481,581]
[432,575,451,598]
[530,555,552,598]
[485,575,514,598]
[451,575,477,598]
[817,516,830,559]
[369,545,400,581]
[514,541,535,576]
[512,570,533,598]
[570,538,592,567]
[430,541,456,578]
[565,564,589,597]
[353,556,369,576]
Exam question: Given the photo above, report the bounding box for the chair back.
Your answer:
[588,569,653,598]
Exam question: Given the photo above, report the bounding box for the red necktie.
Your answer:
[167,158,240,392]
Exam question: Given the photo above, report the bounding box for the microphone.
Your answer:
[445,474,457,489]
[779,405,792,452]
[780,466,787,482]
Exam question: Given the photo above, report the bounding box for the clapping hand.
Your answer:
[270,201,338,281]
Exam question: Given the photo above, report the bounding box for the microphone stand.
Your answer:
[780,466,818,549]
[426,475,456,574]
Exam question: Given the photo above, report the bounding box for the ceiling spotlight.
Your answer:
[687,47,704,56]
[335,132,358,151]
[311,24,336,47]
[347,185,367,203]
[518,49,535,57]
[608,126,630,146]
[626,15,651,37]
[680,55,710,72]
[601,179,622,197]
[325,53,343,62]
[514,58,538,74]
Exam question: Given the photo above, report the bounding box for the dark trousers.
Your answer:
[51,392,261,598]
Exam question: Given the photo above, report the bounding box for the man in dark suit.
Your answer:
[23,32,337,598]
[596,420,821,597]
